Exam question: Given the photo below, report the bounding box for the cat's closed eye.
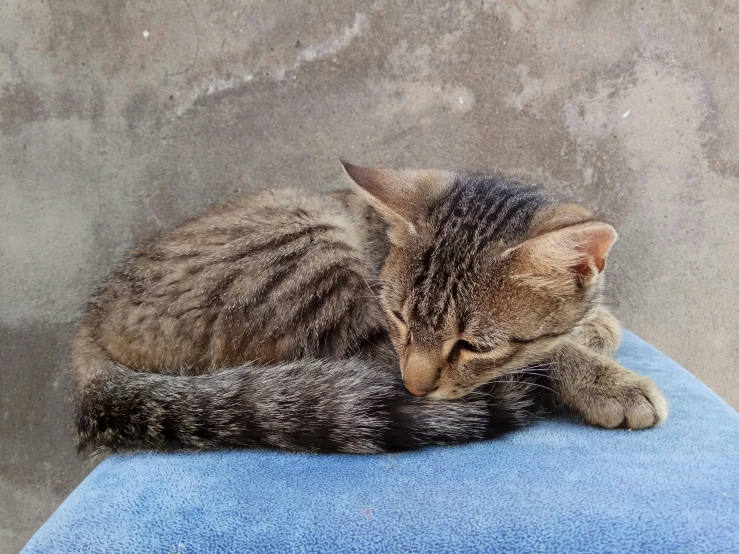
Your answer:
[391,311,406,325]
[390,310,413,344]
[448,340,496,363]
[455,340,495,354]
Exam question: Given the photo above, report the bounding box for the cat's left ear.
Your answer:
[342,161,452,239]
[512,221,618,288]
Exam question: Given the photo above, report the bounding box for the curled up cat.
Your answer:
[71,163,668,454]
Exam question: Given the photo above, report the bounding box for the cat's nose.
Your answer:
[403,350,441,397]
[405,383,428,396]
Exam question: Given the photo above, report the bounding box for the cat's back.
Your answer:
[86,187,386,371]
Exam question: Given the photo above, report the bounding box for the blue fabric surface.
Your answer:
[24,331,739,553]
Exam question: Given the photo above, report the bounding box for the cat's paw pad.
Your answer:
[581,376,668,430]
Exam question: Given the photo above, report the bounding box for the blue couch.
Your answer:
[23,331,739,553]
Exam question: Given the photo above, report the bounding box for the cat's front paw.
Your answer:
[578,375,668,430]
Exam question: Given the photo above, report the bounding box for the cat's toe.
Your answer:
[623,376,668,429]
[580,376,668,430]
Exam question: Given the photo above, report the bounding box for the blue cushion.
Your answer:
[23,331,739,553]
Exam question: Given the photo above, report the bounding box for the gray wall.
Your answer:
[1,1,737,551]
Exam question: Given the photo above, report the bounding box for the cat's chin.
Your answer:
[425,389,469,400]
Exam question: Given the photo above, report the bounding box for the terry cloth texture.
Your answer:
[23,331,739,553]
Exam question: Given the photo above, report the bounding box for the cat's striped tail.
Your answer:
[72,331,540,454]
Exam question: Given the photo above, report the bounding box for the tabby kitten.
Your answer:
[71,163,667,454]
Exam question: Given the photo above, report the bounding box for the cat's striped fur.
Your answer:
[71,165,667,454]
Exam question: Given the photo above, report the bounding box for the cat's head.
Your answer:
[344,163,617,399]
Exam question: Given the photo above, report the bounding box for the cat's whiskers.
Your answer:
[510,366,564,381]
[479,380,557,395]
[359,275,381,299]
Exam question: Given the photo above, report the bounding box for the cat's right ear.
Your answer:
[341,162,418,231]
[341,161,452,241]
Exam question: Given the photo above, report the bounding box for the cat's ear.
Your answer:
[341,161,452,237]
[512,221,617,288]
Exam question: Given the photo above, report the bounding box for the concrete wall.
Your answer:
[1,1,737,551]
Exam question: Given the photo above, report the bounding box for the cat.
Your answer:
[71,163,668,454]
